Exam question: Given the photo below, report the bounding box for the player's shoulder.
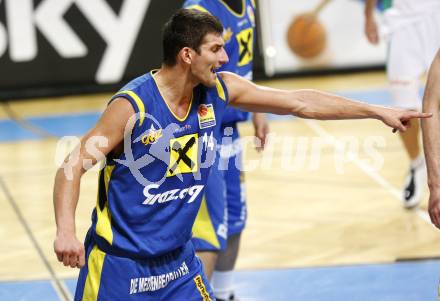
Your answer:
[109,71,156,119]
[198,74,230,104]
[218,71,241,87]
[119,72,154,94]
[114,72,157,106]
[217,71,255,102]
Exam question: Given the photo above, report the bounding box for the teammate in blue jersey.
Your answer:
[183,1,267,299]
[53,9,430,301]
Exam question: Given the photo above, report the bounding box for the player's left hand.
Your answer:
[379,108,432,133]
[252,113,269,152]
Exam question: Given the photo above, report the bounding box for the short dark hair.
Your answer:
[162,8,224,66]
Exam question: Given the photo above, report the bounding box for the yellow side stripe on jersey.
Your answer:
[192,197,220,249]
[82,245,106,301]
[251,0,256,9]
[118,90,146,126]
[96,165,115,245]
[186,4,210,14]
[215,77,226,101]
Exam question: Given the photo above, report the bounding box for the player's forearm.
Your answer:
[422,99,440,190]
[291,89,381,121]
[423,125,440,190]
[53,167,82,235]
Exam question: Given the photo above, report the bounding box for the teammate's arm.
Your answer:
[422,51,440,228]
[221,71,431,132]
[364,0,379,44]
[53,98,135,268]
[252,112,269,151]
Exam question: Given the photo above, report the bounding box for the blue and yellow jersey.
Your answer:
[90,71,229,257]
[184,0,256,124]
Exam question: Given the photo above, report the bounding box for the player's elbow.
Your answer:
[55,157,87,183]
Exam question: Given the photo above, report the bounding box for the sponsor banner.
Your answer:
[0,0,184,99]
[258,0,387,76]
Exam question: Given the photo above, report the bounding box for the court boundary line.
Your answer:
[1,101,58,139]
[303,119,432,226]
[0,177,73,301]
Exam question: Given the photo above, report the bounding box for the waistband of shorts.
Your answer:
[88,232,195,265]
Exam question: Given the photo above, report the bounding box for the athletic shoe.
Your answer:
[402,157,426,209]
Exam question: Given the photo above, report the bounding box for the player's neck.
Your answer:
[154,67,194,107]
[220,0,243,15]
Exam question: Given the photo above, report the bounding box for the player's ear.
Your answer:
[180,47,193,64]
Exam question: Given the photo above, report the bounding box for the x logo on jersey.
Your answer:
[168,135,197,176]
[239,32,251,61]
[237,28,253,66]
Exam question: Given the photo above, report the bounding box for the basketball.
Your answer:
[286,13,326,59]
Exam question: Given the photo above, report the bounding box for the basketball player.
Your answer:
[53,9,430,301]
[364,0,440,208]
[182,0,266,300]
[422,50,440,229]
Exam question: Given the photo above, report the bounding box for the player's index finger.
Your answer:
[412,112,433,118]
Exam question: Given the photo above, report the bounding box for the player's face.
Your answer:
[191,32,229,87]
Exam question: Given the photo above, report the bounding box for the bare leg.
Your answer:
[399,118,421,160]
[196,251,218,280]
[215,233,241,271]
[211,233,241,300]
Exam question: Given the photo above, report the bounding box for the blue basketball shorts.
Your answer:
[74,235,214,301]
[191,122,247,251]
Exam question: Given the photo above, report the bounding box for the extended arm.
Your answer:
[422,51,440,228]
[53,98,134,268]
[221,71,429,132]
